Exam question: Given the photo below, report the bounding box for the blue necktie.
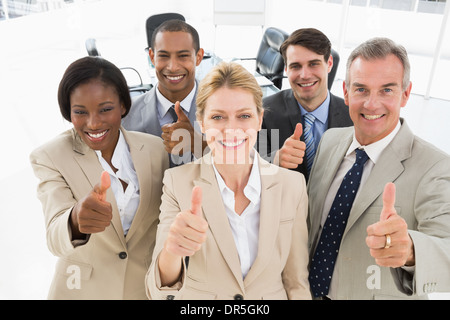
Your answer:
[309,148,369,298]
[303,113,316,175]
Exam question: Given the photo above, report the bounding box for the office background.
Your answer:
[0,0,449,299]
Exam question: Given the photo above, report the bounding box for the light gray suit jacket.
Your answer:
[121,85,200,167]
[307,119,450,299]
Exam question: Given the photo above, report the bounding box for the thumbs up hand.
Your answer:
[70,171,113,239]
[164,186,208,257]
[366,183,415,267]
[161,101,200,156]
[274,122,306,169]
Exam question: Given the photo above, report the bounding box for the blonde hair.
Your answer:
[196,61,263,121]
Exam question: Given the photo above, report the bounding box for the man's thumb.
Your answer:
[190,186,202,216]
[381,182,396,221]
[175,101,189,122]
[292,123,303,140]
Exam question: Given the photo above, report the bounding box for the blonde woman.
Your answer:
[146,62,311,300]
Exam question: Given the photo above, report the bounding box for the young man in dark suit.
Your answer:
[259,28,353,181]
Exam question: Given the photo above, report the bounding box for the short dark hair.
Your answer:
[280,28,331,64]
[57,56,131,122]
[151,19,200,52]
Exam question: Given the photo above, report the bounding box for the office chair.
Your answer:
[239,27,289,90]
[85,38,100,57]
[328,48,340,90]
[145,12,185,49]
[84,38,151,96]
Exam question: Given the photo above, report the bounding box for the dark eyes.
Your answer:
[71,107,113,115]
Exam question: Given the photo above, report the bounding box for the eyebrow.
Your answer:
[288,59,322,68]
[352,82,399,88]
[208,107,255,113]
[156,49,192,54]
[71,101,115,108]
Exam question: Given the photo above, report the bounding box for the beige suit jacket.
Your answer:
[30,127,168,299]
[146,152,311,300]
[308,119,450,299]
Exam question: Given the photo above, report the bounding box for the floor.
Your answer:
[0,0,449,300]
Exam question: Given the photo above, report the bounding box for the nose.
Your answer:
[167,56,180,72]
[364,92,381,110]
[87,113,102,130]
[299,66,311,79]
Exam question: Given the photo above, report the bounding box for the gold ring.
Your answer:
[384,234,391,249]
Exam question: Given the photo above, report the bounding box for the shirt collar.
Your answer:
[156,82,196,118]
[95,129,126,169]
[298,91,330,125]
[212,149,261,205]
[347,120,401,164]
[95,130,138,186]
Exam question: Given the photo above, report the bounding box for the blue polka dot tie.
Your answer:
[303,113,316,175]
[309,148,369,298]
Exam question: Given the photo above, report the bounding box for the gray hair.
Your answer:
[346,37,410,91]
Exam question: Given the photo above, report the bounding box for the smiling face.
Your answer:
[285,44,332,111]
[70,79,125,162]
[343,54,412,145]
[200,87,263,165]
[150,31,204,102]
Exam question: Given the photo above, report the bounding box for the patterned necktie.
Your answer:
[168,105,178,123]
[303,113,316,175]
[309,148,369,298]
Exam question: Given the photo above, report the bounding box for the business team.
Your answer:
[30,18,450,300]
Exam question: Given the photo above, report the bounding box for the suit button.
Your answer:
[118,251,127,259]
[166,295,175,300]
[234,294,244,300]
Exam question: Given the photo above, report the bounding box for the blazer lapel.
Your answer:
[194,154,245,291]
[71,129,126,243]
[143,90,162,136]
[344,120,412,235]
[244,156,281,287]
[121,129,150,242]
[309,131,353,239]
[285,90,303,134]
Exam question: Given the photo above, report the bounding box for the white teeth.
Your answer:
[220,140,245,147]
[167,75,184,81]
[363,114,383,120]
[88,130,107,138]
[299,82,315,87]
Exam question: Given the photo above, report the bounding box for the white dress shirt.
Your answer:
[320,120,401,299]
[212,151,261,279]
[95,130,140,235]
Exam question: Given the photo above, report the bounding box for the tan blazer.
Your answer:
[30,127,168,299]
[146,152,311,300]
[308,119,450,299]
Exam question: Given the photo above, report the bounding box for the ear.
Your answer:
[149,48,156,66]
[257,109,264,131]
[196,48,205,67]
[121,104,126,116]
[401,81,412,108]
[343,80,350,106]
[327,54,333,73]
